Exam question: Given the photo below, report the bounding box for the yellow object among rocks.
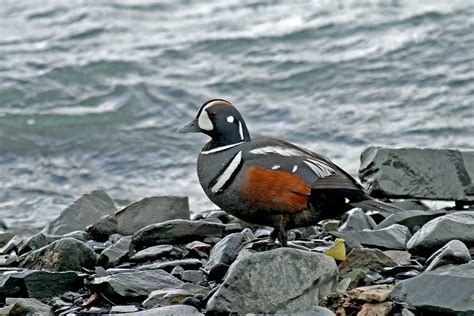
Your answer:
[324,238,346,261]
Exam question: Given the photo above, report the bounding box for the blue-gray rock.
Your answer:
[0,270,83,300]
[130,244,182,262]
[0,236,23,255]
[1,298,52,315]
[339,248,398,273]
[297,306,336,316]
[116,196,190,236]
[126,305,203,316]
[359,147,474,201]
[138,258,202,272]
[42,190,116,235]
[110,305,139,313]
[91,269,184,304]
[331,224,412,250]
[339,209,377,231]
[407,211,474,255]
[206,248,337,314]
[425,240,472,272]
[131,220,226,251]
[18,233,61,255]
[0,233,13,248]
[86,214,118,241]
[19,238,96,271]
[142,283,209,308]
[376,210,446,233]
[98,236,131,268]
[390,261,474,313]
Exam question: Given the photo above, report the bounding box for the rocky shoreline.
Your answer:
[1,147,473,315]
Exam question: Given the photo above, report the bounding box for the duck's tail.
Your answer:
[349,197,403,215]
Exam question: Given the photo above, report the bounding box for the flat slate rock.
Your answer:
[1,297,52,315]
[138,258,202,272]
[130,244,182,262]
[407,211,474,255]
[359,147,474,201]
[91,269,184,304]
[425,240,472,272]
[126,305,203,316]
[0,270,83,300]
[331,224,412,250]
[116,196,190,236]
[131,219,226,251]
[339,248,398,273]
[207,248,337,314]
[19,237,96,272]
[390,261,474,313]
[98,236,131,268]
[339,209,377,232]
[42,190,116,235]
[142,283,209,308]
[376,210,446,232]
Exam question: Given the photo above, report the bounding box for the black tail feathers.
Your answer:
[349,198,403,214]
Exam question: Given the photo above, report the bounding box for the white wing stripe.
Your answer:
[249,146,302,156]
[304,159,335,178]
[211,151,242,193]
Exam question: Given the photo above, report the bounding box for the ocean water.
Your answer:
[0,0,473,232]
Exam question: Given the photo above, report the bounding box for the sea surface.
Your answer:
[0,0,473,232]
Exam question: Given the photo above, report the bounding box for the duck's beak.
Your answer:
[177,119,201,133]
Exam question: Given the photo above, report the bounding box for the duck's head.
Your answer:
[178,99,251,146]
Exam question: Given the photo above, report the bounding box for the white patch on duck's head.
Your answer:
[226,116,235,123]
[197,105,214,131]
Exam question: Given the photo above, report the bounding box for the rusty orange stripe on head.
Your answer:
[205,100,232,108]
[241,166,311,213]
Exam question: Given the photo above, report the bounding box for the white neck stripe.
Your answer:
[201,141,244,155]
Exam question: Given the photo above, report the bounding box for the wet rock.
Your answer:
[339,248,398,273]
[207,248,337,314]
[110,305,139,313]
[0,236,23,255]
[126,304,203,315]
[116,196,190,236]
[407,211,474,255]
[376,210,446,233]
[0,270,83,300]
[204,230,254,281]
[86,215,118,241]
[383,250,412,266]
[20,237,96,271]
[138,258,202,272]
[332,224,412,250]
[390,261,474,313]
[130,244,182,262]
[339,209,377,232]
[98,236,131,268]
[131,220,226,251]
[91,269,184,304]
[142,283,209,308]
[1,297,52,315]
[185,241,212,258]
[425,240,471,272]
[359,147,474,201]
[42,190,116,235]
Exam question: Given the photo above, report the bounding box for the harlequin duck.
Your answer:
[179,99,400,246]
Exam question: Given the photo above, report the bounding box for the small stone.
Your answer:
[138,258,202,272]
[425,240,472,272]
[3,297,52,315]
[42,190,116,235]
[339,248,398,273]
[0,236,23,255]
[131,220,226,251]
[185,241,212,258]
[322,220,340,234]
[171,266,184,278]
[181,270,206,285]
[125,304,203,315]
[382,250,412,266]
[207,248,337,314]
[358,302,394,316]
[116,196,190,236]
[86,215,118,241]
[142,283,209,308]
[0,233,14,248]
[351,284,393,302]
[110,305,139,313]
[0,254,17,267]
[339,209,377,232]
[130,244,182,262]
[331,224,412,250]
[91,269,184,304]
[19,237,96,271]
[224,223,242,233]
[376,210,446,233]
[98,236,131,268]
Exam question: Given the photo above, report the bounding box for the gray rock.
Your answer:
[407,211,474,255]
[390,261,474,313]
[0,236,23,255]
[110,305,139,313]
[98,236,131,268]
[425,240,472,272]
[339,209,377,231]
[130,244,182,262]
[359,147,474,201]
[331,224,412,250]
[376,210,446,233]
[116,196,190,236]
[138,258,202,272]
[204,230,254,281]
[0,270,83,300]
[131,220,226,251]
[340,248,398,272]
[91,269,184,304]
[0,232,14,248]
[207,248,337,314]
[19,238,96,271]
[383,250,412,266]
[142,283,209,308]
[0,254,18,267]
[181,270,206,285]
[3,297,52,315]
[126,305,203,316]
[185,241,212,258]
[42,190,116,235]
[18,233,61,255]
[297,306,336,316]
[391,200,430,211]
[86,214,118,241]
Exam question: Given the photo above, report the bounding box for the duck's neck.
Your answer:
[205,122,251,150]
